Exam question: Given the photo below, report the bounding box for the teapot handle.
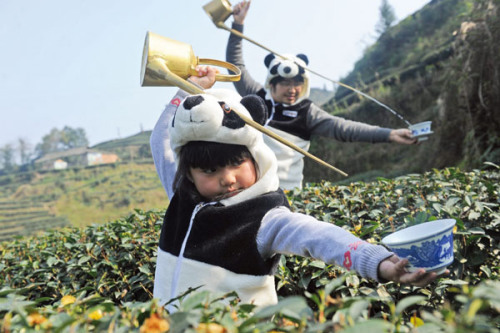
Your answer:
[195,58,241,82]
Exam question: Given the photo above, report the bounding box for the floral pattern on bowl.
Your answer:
[382,219,455,274]
[409,121,433,141]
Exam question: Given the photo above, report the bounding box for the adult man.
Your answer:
[226,1,416,189]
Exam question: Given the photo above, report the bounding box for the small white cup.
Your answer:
[409,121,432,141]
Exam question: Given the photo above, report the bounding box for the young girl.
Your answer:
[150,67,440,309]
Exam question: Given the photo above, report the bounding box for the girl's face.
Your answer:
[189,157,257,202]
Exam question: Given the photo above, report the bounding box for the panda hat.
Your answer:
[264,53,310,105]
[169,88,280,206]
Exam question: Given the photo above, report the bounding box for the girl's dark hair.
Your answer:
[173,141,255,201]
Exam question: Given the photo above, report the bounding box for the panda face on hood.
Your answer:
[264,53,310,105]
[169,89,280,206]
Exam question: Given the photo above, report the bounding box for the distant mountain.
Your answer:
[91,131,153,161]
[304,0,500,184]
[91,131,151,150]
[309,87,336,106]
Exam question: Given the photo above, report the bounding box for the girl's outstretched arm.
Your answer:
[259,207,444,287]
[258,207,393,282]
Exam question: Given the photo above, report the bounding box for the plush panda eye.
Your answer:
[220,102,232,114]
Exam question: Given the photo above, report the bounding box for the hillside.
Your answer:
[0,162,167,241]
[309,86,336,105]
[91,131,151,150]
[305,0,500,184]
[91,131,153,161]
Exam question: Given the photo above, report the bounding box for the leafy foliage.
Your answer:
[1,166,499,331]
[1,209,160,304]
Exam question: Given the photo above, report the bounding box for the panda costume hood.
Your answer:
[154,88,289,309]
[169,88,280,205]
[263,53,310,105]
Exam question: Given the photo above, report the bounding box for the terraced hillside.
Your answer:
[0,200,69,242]
[0,161,167,242]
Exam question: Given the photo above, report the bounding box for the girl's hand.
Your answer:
[188,66,218,89]
[378,255,448,287]
[233,1,251,25]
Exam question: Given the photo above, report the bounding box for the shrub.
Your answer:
[1,166,499,331]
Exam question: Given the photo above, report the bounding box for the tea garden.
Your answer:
[0,164,499,332]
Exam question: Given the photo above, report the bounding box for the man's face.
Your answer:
[270,79,304,105]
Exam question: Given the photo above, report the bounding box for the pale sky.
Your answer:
[0,0,430,152]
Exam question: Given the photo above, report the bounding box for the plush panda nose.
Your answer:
[277,61,298,78]
[183,96,204,110]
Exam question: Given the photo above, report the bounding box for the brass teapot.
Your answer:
[140,31,241,87]
[203,0,233,27]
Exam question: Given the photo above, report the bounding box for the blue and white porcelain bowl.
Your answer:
[409,121,433,141]
[381,219,456,274]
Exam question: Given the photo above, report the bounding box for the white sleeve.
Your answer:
[257,206,393,282]
[150,90,189,200]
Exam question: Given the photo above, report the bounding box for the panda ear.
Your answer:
[240,95,268,126]
[296,54,309,65]
[264,53,275,68]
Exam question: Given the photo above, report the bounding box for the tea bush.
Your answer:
[1,165,499,332]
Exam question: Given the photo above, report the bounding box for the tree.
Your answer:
[18,138,33,165]
[0,144,15,172]
[60,126,88,149]
[138,144,152,159]
[375,0,397,35]
[35,126,89,157]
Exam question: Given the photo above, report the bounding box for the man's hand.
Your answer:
[389,128,418,145]
[233,1,251,25]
